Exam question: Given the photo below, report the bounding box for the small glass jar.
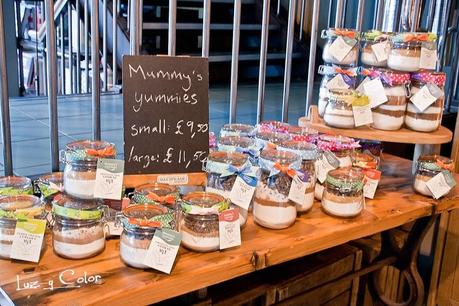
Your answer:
[62,140,116,199]
[323,89,356,129]
[414,155,454,197]
[316,135,359,168]
[257,121,290,134]
[322,167,365,218]
[351,152,379,170]
[180,192,228,252]
[253,149,301,229]
[255,131,290,150]
[365,69,411,130]
[218,136,260,164]
[387,33,424,72]
[361,30,392,67]
[0,176,33,196]
[120,204,166,269]
[0,195,44,259]
[220,124,256,138]
[277,141,318,212]
[405,72,446,132]
[318,65,357,118]
[322,28,359,65]
[52,194,105,259]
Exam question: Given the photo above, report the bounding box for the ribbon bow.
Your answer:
[146,192,177,205]
[86,146,116,158]
[235,146,259,159]
[404,33,429,42]
[273,162,297,178]
[334,29,356,39]
[334,67,356,77]
[223,163,258,186]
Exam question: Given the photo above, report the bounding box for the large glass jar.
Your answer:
[255,131,290,150]
[52,194,105,259]
[0,195,44,259]
[0,176,33,196]
[323,89,357,129]
[414,155,454,197]
[277,141,318,212]
[318,65,357,117]
[361,30,392,67]
[220,124,256,138]
[387,33,426,72]
[180,192,229,252]
[120,204,166,269]
[322,167,365,218]
[218,136,260,164]
[62,140,116,199]
[361,69,411,130]
[316,135,359,168]
[322,28,359,65]
[405,72,446,132]
[253,149,301,229]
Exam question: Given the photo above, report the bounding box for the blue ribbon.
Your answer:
[222,164,258,187]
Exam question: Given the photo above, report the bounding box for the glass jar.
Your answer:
[287,126,319,143]
[218,136,260,164]
[180,192,229,252]
[255,131,290,150]
[0,176,33,196]
[253,149,301,229]
[362,69,411,130]
[322,28,359,65]
[323,89,357,129]
[318,65,357,118]
[387,33,426,72]
[120,204,166,269]
[322,167,365,218]
[257,121,290,134]
[351,152,379,170]
[36,172,64,207]
[414,155,454,197]
[52,194,105,259]
[405,72,446,132]
[220,124,256,138]
[0,195,44,259]
[361,30,392,67]
[316,135,359,168]
[62,140,116,199]
[277,141,318,212]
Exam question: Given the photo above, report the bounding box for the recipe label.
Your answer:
[230,176,257,210]
[426,172,457,199]
[363,169,382,199]
[419,47,437,70]
[352,104,373,127]
[356,77,370,94]
[315,152,339,183]
[288,175,308,205]
[94,159,125,200]
[143,229,182,274]
[326,74,350,90]
[328,36,355,62]
[371,42,390,62]
[219,209,241,250]
[410,85,438,112]
[10,219,47,263]
[363,78,388,108]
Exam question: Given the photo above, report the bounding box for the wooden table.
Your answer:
[1,155,458,306]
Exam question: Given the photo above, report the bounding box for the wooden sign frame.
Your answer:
[123,172,207,188]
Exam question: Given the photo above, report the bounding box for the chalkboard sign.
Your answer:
[123,56,209,175]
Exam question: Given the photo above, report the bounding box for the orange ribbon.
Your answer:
[146,192,176,205]
[334,67,355,77]
[274,162,296,178]
[267,142,277,150]
[334,29,355,39]
[404,33,429,42]
[86,146,116,158]
[128,218,161,228]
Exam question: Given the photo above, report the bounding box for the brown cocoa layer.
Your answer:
[254,197,295,208]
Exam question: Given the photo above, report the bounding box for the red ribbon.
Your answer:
[86,146,116,158]
[334,29,356,39]
[146,192,176,205]
[128,218,161,228]
[334,67,356,77]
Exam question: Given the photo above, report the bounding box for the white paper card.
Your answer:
[328,36,354,62]
[106,221,123,236]
[419,47,437,70]
[10,219,47,263]
[356,77,370,94]
[315,154,338,184]
[363,78,388,108]
[94,159,125,200]
[410,85,437,112]
[326,74,350,90]
[353,105,373,127]
[288,175,308,205]
[371,42,390,62]
[426,172,454,199]
[363,170,381,199]
[219,209,241,250]
[229,176,256,210]
[143,229,182,274]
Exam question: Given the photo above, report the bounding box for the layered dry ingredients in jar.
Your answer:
[254,131,290,150]
[287,126,319,144]
[218,136,260,164]
[323,89,358,129]
[361,68,410,130]
[62,140,116,199]
[0,195,44,259]
[318,65,357,118]
[253,150,301,229]
[277,141,317,212]
[387,33,436,71]
[405,72,446,132]
[180,192,229,252]
[52,194,105,259]
[361,30,392,67]
[220,123,256,138]
[322,28,359,65]
[322,168,365,218]
[0,176,33,196]
[120,204,169,268]
[414,155,454,197]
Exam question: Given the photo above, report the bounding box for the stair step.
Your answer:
[143,23,280,31]
[208,52,304,63]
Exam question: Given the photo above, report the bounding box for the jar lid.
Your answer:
[418,155,454,172]
[318,65,358,77]
[287,126,319,138]
[278,140,318,161]
[0,195,43,220]
[391,32,436,43]
[52,194,103,220]
[259,149,302,172]
[181,191,229,215]
[362,30,393,41]
[132,183,178,206]
[411,72,446,87]
[351,152,378,169]
[220,124,256,137]
[361,68,410,86]
[326,167,364,191]
[63,140,116,162]
[257,120,290,133]
[0,176,33,196]
[255,131,291,149]
[322,28,358,39]
[37,172,64,199]
[208,151,248,167]
[317,135,360,151]
[218,136,255,149]
[121,204,172,230]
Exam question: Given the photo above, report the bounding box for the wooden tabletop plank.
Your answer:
[1,154,458,306]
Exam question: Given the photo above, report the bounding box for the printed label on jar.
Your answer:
[288,175,308,206]
[426,171,456,199]
[328,36,355,62]
[94,159,125,200]
[10,218,47,263]
[371,42,390,62]
[356,77,370,94]
[326,74,350,90]
[352,104,373,127]
[143,229,182,274]
[229,176,257,210]
[219,208,241,250]
[419,47,437,70]
[363,78,388,108]
[157,174,189,185]
[363,169,381,199]
[315,152,339,184]
[410,85,438,112]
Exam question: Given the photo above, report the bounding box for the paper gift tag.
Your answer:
[328,36,355,62]
[410,85,438,112]
[230,176,257,211]
[326,74,350,90]
[363,78,388,108]
[363,169,382,199]
[219,209,241,250]
[106,220,123,236]
[288,175,308,205]
[94,159,125,200]
[371,42,390,62]
[353,104,373,127]
[356,77,370,94]
[315,152,339,184]
[419,45,437,70]
[426,171,457,199]
[10,219,47,263]
[143,229,182,274]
